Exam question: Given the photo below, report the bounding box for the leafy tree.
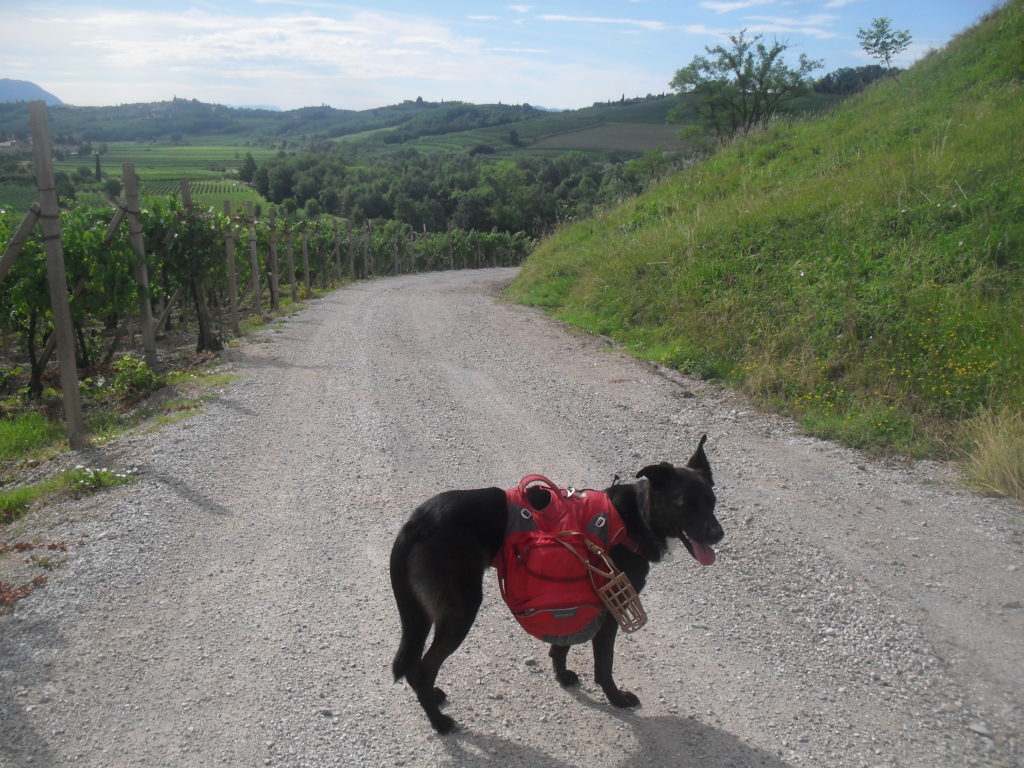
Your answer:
[814,65,891,94]
[669,29,822,141]
[239,152,257,182]
[857,18,912,78]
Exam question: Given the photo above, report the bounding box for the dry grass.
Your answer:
[960,408,1024,502]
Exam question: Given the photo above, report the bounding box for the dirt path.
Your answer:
[1,268,1021,767]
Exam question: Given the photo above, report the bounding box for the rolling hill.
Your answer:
[510,0,1024,495]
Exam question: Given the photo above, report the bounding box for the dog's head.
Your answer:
[636,435,723,565]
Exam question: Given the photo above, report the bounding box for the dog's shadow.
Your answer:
[606,710,790,768]
[442,695,789,768]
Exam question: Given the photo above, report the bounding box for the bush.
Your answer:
[112,354,163,398]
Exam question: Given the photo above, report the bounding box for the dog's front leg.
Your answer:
[549,644,579,686]
[592,619,640,708]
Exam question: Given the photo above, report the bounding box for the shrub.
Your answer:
[112,354,163,398]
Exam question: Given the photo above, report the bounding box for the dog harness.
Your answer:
[494,475,641,645]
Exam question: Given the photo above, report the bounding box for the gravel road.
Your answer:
[1,267,1021,768]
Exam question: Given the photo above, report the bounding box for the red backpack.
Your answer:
[494,475,644,645]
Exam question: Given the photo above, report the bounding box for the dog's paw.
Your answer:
[430,713,458,734]
[555,669,580,687]
[608,690,640,708]
[433,687,448,705]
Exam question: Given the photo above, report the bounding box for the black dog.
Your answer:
[389,436,724,733]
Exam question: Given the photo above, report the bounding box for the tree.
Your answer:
[857,18,912,78]
[814,65,890,94]
[670,30,822,142]
[239,152,257,182]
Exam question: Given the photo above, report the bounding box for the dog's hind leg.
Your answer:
[548,644,579,687]
[409,601,480,733]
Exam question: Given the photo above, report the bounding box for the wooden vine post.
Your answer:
[223,201,241,335]
[267,207,281,311]
[333,221,342,282]
[27,102,86,449]
[346,222,355,280]
[0,204,40,285]
[301,230,311,296]
[181,181,221,351]
[121,162,159,368]
[363,221,372,277]
[246,201,262,320]
[286,232,297,303]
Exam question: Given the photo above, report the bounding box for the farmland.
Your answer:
[0,143,277,210]
[54,143,279,181]
[0,97,691,212]
[529,122,687,152]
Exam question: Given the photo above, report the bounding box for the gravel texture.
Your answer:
[1,267,1021,768]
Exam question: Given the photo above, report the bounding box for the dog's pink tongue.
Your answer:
[691,540,716,566]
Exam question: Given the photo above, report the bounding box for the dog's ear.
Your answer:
[686,434,714,486]
[635,462,674,485]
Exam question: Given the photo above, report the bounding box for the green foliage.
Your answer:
[512,0,1024,478]
[670,29,823,141]
[249,148,684,237]
[857,18,913,75]
[815,65,893,95]
[112,354,163,398]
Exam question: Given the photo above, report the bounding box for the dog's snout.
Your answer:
[707,520,724,545]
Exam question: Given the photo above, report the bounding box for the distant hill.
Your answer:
[0,79,63,105]
[0,96,541,144]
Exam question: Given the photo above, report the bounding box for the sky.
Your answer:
[0,0,997,111]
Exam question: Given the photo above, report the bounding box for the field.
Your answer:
[1,143,273,211]
[53,143,278,181]
[529,123,687,152]
[0,181,35,213]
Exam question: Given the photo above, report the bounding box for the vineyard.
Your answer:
[53,143,279,181]
[1,194,533,431]
[138,180,264,207]
[0,179,266,211]
[0,182,35,214]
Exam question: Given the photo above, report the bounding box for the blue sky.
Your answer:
[0,1,995,111]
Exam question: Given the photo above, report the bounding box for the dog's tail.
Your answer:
[390,525,431,683]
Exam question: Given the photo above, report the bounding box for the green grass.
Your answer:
[511,1,1024,496]
[1,466,136,525]
[0,413,65,461]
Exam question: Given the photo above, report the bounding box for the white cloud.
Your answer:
[487,46,550,54]
[744,13,839,39]
[824,0,863,8]
[700,0,776,14]
[538,14,668,31]
[508,4,532,12]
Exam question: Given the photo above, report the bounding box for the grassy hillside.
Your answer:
[510,1,1024,497]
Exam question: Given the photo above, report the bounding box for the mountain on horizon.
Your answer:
[0,79,63,106]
